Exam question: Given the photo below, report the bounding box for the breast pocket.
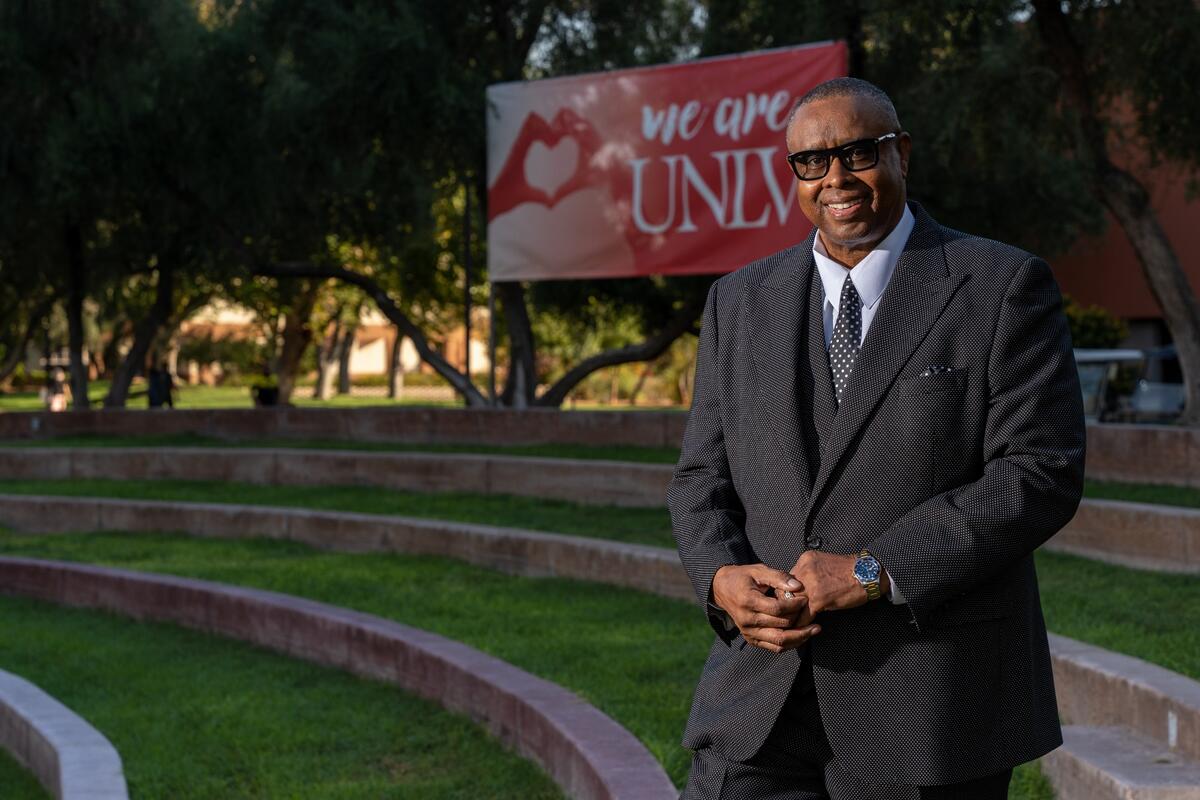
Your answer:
[891,371,969,491]
[895,370,968,397]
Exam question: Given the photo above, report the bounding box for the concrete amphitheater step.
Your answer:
[0,666,128,800]
[0,493,696,599]
[1044,726,1200,800]
[0,446,675,508]
[3,445,1199,572]
[0,556,676,800]
[1045,498,1200,575]
[1,409,1196,491]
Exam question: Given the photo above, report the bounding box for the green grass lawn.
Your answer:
[0,478,1189,798]
[0,529,1066,797]
[0,748,48,799]
[0,478,676,548]
[1083,479,1200,510]
[1037,549,1200,681]
[0,383,689,413]
[0,500,1193,685]
[0,592,560,800]
[0,531,705,787]
[0,383,462,413]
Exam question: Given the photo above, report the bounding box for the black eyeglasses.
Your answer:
[785,133,900,181]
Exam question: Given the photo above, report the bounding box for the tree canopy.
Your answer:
[1,0,1197,418]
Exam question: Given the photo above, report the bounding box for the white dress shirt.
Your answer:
[812,205,916,604]
[813,204,915,349]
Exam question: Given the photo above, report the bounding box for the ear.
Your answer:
[897,132,912,179]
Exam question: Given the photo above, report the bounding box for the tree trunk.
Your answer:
[0,296,54,387]
[535,288,708,408]
[97,328,124,381]
[1032,0,1200,424]
[275,280,320,404]
[496,281,535,407]
[104,264,175,408]
[627,362,653,406]
[64,224,90,410]
[1098,168,1200,424]
[388,331,405,399]
[255,263,489,406]
[312,318,342,400]
[336,322,356,395]
[843,3,866,77]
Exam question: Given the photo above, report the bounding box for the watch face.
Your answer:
[854,555,881,583]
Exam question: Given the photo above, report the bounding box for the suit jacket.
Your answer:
[667,201,1086,786]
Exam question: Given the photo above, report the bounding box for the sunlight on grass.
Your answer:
[0,591,561,799]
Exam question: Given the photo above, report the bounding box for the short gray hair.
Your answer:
[787,77,902,131]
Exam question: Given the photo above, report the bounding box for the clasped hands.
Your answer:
[711,551,890,653]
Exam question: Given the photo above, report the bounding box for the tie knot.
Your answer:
[840,276,860,306]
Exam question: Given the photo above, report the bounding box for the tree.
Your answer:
[162,0,497,404]
[0,0,222,409]
[0,0,187,409]
[1029,0,1200,424]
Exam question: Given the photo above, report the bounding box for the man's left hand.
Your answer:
[791,551,891,616]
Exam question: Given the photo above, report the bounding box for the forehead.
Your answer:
[786,95,892,151]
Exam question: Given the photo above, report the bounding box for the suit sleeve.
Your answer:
[868,256,1086,631]
[667,281,755,642]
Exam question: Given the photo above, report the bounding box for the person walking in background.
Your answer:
[668,77,1085,799]
[42,368,70,412]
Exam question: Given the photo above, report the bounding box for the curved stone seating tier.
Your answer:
[1086,423,1200,490]
[0,447,672,509]
[0,495,692,601]
[0,557,676,800]
[0,407,1194,488]
[1046,499,1200,574]
[1046,635,1200,799]
[0,407,689,450]
[0,666,128,799]
[1,447,1198,572]
[0,495,1198,798]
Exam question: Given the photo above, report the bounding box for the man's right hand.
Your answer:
[712,564,821,653]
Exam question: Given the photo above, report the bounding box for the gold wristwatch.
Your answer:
[853,550,883,601]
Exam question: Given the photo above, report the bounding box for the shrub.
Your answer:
[1064,295,1127,349]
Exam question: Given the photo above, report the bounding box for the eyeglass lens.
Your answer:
[791,140,879,180]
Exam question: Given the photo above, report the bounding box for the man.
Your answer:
[667,78,1085,799]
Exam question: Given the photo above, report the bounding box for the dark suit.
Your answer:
[668,201,1085,790]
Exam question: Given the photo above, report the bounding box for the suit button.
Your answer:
[810,537,823,549]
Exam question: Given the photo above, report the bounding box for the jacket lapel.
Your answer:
[748,241,817,498]
[806,203,967,513]
[806,266,838,450]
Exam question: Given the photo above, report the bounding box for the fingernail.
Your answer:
[786,578,801,589]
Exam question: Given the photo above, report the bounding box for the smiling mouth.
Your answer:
[824,199,865,219]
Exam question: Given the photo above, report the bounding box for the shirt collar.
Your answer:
[813,204,915,312]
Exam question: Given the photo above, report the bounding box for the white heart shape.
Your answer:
[524,138,579,200]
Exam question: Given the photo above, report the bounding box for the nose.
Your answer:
[822,156,858,188]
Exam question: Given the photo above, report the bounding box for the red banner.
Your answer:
[486,42,847,281]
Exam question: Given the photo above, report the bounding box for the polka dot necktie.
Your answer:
[829,276,862,405]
